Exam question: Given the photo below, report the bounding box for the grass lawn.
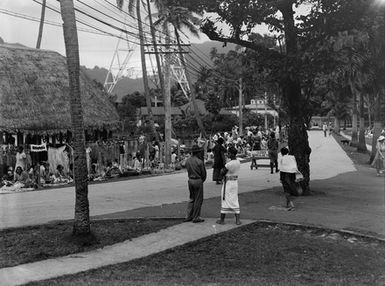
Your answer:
[332,132,372,165]
[340,129,373,146]
[28,222,385,286]
[0,218,182,268]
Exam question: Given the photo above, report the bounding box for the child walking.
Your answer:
[279,147,299,210]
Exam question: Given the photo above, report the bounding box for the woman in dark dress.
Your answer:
[212,137,226,184]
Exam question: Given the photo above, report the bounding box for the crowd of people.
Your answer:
[1,148,74,192]
[183,133,300,226]
[182,125,301,226]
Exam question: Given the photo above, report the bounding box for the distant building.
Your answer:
[137,99,208,121]
[219,98,278,117]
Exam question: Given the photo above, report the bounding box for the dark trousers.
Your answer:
[269,152,278,172]
[280,172,297,204]
[186,179,204,220]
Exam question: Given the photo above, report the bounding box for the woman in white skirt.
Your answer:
[216,146,241,225]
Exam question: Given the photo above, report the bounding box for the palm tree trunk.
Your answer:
[136,0,158,142]
[334,117,340,134]
[370,91,383,163]
[146,0,165,94]
[351,91,358,146]
[357,92,367,152]
[59,0,90,235]
[367,94,372,127]
[36,0,46,49]
[174,29,206,138]
[164,26,172,168]
[238,78,243,136]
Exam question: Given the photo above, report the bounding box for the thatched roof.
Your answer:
[0,44,120,134]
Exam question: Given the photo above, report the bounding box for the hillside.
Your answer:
[83,41,237,102]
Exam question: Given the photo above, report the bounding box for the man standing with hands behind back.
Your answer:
[184,144,207,223]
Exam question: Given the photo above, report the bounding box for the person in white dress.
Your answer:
[216,146,241,225]
[15,146,27,172]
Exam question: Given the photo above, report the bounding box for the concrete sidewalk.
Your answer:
[0,218,255,286]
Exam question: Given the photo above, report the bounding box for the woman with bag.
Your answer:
[216,146,241,225]
[372,135,385,176]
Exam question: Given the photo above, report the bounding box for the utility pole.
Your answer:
[273,94,276,128]
[164,28,172,169]
[264,92,268,130]
[238,78,243,136]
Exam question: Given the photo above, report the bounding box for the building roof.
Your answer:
[0,45,120,134]
[139,99,207,117]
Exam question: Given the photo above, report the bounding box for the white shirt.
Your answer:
[279,155,298,173]
[225,159,241,176]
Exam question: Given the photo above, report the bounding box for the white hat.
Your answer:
[378,135,385,141]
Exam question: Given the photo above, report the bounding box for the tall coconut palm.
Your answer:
[368,6,385,162]
[36,0,46,49]
[152,3,207,138]
[117,0,158,142]
[59,0,90,235]
[146,0,165,96]
[357,91,367,152]
[334,46,365,146]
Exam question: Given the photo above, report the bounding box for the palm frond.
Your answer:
[116,0,124,10]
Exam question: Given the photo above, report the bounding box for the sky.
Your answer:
[0,0,308,77]
[0,0,211,76]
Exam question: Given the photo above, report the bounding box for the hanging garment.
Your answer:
[47,146,69,174]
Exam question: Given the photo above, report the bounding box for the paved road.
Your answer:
[0,131,357,229]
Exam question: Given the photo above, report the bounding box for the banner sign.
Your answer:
[30,143,47,152]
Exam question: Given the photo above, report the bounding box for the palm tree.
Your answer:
[367,6,385,162]
[152,3,207,138]
[357,91,367,152]
[59,0,90,235]
[117,0,159,142]
[36,0,46,49]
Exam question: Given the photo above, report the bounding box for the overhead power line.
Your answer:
[0,8,108,36]
[33,0,142,45]
[75,0,151,40]
[101,0,180,44]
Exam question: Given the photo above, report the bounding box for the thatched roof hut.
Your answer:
[0,44,120,135]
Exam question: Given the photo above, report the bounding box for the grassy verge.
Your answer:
[29,222,385,286]
[340,129,372,146]
[332,132,371,166]
[0,218,182,268]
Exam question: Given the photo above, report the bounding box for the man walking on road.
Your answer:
[184,144,207,223]
[322,123,328,137]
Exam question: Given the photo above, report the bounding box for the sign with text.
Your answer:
[30,143,47,152]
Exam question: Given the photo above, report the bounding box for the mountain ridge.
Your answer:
[83,41,237,102]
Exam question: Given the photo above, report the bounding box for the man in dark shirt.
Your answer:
[185,144,207,223]
[267,132,279,174]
